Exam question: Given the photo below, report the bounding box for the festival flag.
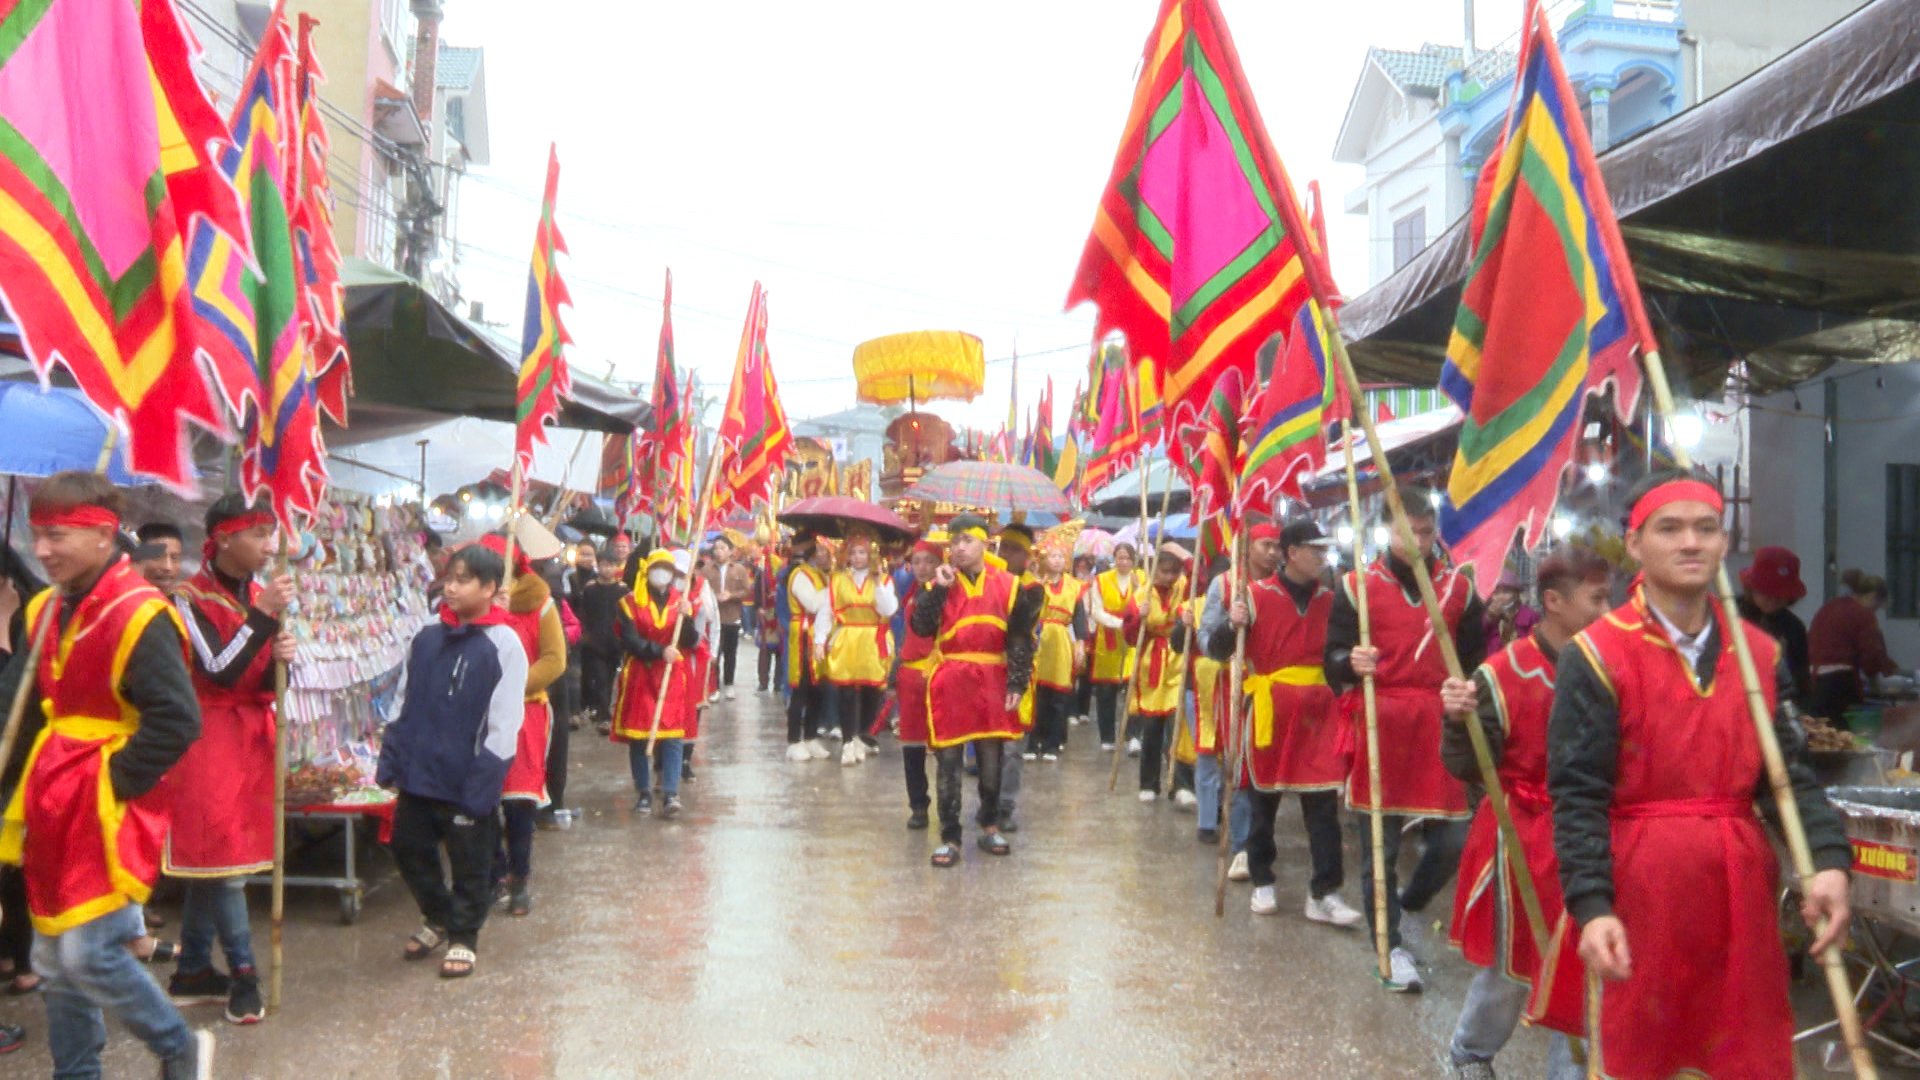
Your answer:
[668,373,698,541]
[710,282,795,517]
[1437,0,1654,591]
[514,144,572,476]
[1081,348,1142,498]
[1238,296,1347,515]
[640,269,684,475]
[0,0,249,490]
[291,15,350,423]
[1173,367,1248,522]
[598,433,634,514]
[1066,0,1329,434]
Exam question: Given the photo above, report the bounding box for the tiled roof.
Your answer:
[1369,43,1463,94]
[436,45,483,90]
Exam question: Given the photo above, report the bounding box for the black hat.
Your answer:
[1279,519,1335,550]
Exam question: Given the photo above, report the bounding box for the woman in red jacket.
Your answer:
[1808,569,1903,724]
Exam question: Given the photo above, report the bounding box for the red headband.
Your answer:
[209,511,275,541]
[1249,523,1281,543]
[1628,479,1724,531]
[29,505,120,531]
[478,533,532,576]
[912,539,944,556]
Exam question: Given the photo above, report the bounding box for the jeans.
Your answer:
[34,903,194,1080]
[630,738,684,798]
[1247,789,1345,897]
[902,744,930,812]
[1194,757,1253,848]
[1450,966,1584,1078]
[718,623,742,686]
[935,740,1005,844]
[389,793,498,950]
[178,877,254,975]
[1357,814,1469,950]
[500,800,537,879]
[1094,683,1123,745]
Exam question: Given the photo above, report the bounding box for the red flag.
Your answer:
[514,145,572,476]
[293,15,351,424]
[710,282,795,517]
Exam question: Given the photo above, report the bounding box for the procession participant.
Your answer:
[815,528,897,767]
[702,536,751,702]
[1736,544,1811,705]
[678,548,719,780]
[378,542,527,980]
[1071,553,1097,725]
[910,514,1041,866]
[1438,549,1612,1080]
[1216,520,1361,929]
[1089,543,1143,751]
[1544,471,1852,1077]
[1185,555,1228,841]
[1026,530,1086,761]
[1325,486,1486,992]
[610,550,699,818]
[133,522,186,596]
[784,535,833,761]
[757,541,785,694]
[163,494,295,1024]
[0,472,210,1077]
[477,537,566,918]
[994,523,1045,831]
[1201,531,1285,876]
[1126,543,1191,802]
[895,537,943,829]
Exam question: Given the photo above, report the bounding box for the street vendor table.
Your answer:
[241,798,396,925]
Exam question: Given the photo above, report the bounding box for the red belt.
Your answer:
[1504,781,1551,813]
[1613,796,1752,819]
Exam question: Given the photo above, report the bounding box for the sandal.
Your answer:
[439,945,476,979]
[403,926,446,961]
[977,832,1011,856]
[5,974,42,996]
[930,844,960,869]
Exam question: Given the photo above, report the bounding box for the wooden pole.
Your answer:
[1161,592,1196,799]
[1641,349,1875,1078]
[1586,969,1604,1079]
[1212,529,1249,917]
[502,459,525,591]
[1322,323,1552,967]
[268,546,292,1014]
[1110,460,1172,793]
[1340,417,1391,981]
[645,439,725,754]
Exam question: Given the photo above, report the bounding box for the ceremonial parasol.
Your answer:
[902,460,1070,517]
[852,331,985,409]
[1074,527,1115,561]
[778,495,916,542]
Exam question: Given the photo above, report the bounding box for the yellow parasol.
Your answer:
[852,331,985,409]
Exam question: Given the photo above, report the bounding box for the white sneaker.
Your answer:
[785,743,811,763]
[1386,947,1423,993]
[1305,893,1365,929]
[1172,789,1197,809]
[1101,743,1115,752]
[841,741,861,767]
[806,738,832,760]
[1227,851,1250,881]
[708,691,720,704]
[1138,790,1157,803]
[725,688,736,701]
[1126,738,1142,757]
[1022,751,1038,761]
[1250,885,1279,915]
[855,739,870,762]
[1042,752,1059,762]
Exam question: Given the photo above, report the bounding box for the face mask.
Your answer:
[647,568,673,589]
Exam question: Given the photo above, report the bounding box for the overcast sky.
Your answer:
[434,1,1519,435]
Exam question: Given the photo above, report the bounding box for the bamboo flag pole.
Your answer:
[1340,416,1391,981]
[1641,350,1875,1078]
[1160,587,1196,799]
[545,362,621,530]
[1212,528,1249,916]
[1111,460,1174,793]
[268,544,294,1014]
[645,438,725,754]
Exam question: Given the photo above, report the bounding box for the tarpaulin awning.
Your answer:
[1341,0,1920,395]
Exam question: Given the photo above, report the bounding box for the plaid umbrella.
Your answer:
[902,460,1070,517]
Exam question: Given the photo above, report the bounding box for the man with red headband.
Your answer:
[0,471,211,1077]
[1544,470,1851,1076]
[894,537,943,829]
[163,494,295,1025]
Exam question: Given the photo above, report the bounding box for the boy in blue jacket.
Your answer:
[377,543,528,979]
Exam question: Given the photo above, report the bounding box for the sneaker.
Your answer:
[1451,1060,1498,1080]
[1227,851,1251,881]
[634,794,653,815]
[681,762,696,781]
[1022,751,1038,761]
[841,741,861,767]
[998,815,1019,834]
[906,810,930,830]
[168,967,231,1007]
[1137,790,1157,803]
[1385,947,1423,993]
[1250,885,1279,915]
[725,688,736,701]
[662,796,683,820]
[1172,789,1198,809]
[707,691,721,704]
[1126,737,1141,757]
[1042,752,1059,762]
[861,736,880,755]
[806,738,833,760]
[1306,893,1365,929]
[785,742,811,762]
[224,967,264,1025]
[0,1022,21,1054]
[1101,742,1115,752]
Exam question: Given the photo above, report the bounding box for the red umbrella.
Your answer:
[778,496,916,542]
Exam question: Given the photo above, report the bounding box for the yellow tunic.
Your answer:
[1033,576,1083,691]
[786,564,828,685]
[824,570,889,686]
[1130,577,1188,718]
[1090,569,1143,684]
[1174,596,1223,764]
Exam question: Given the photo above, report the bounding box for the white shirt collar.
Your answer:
[1648,601,1712,670]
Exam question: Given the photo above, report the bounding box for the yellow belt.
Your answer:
[939,652,1006,666]
[902,657,933,673]
[1,715,136,866]
[1245,666,1326,749]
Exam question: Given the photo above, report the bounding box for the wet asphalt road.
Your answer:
[0,644,1879,1077]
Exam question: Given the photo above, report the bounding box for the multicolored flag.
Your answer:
[1173,366,1248,522]
[514,144,572,476]
[1081,348,1144,499]
[639,269,684,476]
[1238,297,1347,515]
[598,433,634,517]
[1066,0,1328,435]
[292,14,350,424]
[0,0,246,490]
[710,282,795,518]
[665,373,698,542]
[1438,0,1653,591]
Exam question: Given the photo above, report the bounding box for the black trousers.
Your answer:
[1357,814,1468,949]
[718,623,742,686]
[0,866,29,970]
[1075,673,1093,719]
[390,793,498,949]
[497,800,537,880]
[837,684,882,742]
[786,679,821,743]
[582,648,616,719]
[757,639,778,690]
[1246,789,1344,898]
[545,693,572,809]
[902,744,930,812]
[1094,682,1124,744]
[1136,714,1170,792]
[1025,686,1072,754]
[935,741,1004,844]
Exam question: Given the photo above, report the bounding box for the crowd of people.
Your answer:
[0,465,1910,1077]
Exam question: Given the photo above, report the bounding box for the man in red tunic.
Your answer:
[0,472,210,1078]
[1438,549,1613,1080]
[1546,471,1852,1077]
[909,514,1041,867]
[611,549,699,818]
[1325,486,1486,992]
[894,538,942,830]
[1221,520,1359,928]
[164,494,295,1024]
